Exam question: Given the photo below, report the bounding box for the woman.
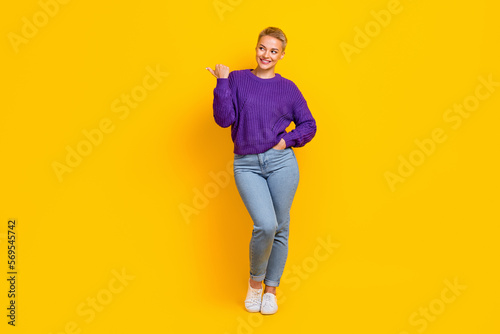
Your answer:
[207,27,317,315]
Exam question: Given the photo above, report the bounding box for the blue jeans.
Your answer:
[233,147,300,287]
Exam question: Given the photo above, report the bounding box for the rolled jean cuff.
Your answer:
[250,273,266,282]
[263,279,280,287]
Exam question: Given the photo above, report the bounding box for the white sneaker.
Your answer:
[260,292,278,314]
[244,280,263,312]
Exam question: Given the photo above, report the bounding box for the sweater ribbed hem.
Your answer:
[234,142,280,155]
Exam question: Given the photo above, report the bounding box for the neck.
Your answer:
[251,67,276,79]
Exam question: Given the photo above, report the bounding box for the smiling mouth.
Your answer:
[260,58,271,64]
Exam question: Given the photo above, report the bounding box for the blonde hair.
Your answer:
[257,27,287,52]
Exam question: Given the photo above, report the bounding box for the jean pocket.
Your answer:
[234,153,245,159]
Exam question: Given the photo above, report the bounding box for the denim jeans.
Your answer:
[233,147,300,287]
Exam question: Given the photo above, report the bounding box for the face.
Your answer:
[255,35,285,70]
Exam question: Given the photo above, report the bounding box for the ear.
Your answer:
[280,52,285,60]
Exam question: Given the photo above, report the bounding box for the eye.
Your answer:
[272,51,277,54]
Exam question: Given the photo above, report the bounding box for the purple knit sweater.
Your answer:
[212,69,317,155]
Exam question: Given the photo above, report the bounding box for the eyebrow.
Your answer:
[259,44,279,51]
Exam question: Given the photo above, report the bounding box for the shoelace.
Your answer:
[247,289,262,306]
[261,294,276,308]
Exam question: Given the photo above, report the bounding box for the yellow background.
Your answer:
[1,0,499,333]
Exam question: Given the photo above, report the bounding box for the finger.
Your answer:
[206,67,217,78]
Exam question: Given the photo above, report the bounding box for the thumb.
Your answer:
[206,67,217,78]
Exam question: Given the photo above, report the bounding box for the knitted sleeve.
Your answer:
[281,85,317,148]
[212,72,236,128]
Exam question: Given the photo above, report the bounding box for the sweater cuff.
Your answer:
[281,133,295,148]
[216,78,229,87]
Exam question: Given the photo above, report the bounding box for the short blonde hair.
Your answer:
[257,27,287,52]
